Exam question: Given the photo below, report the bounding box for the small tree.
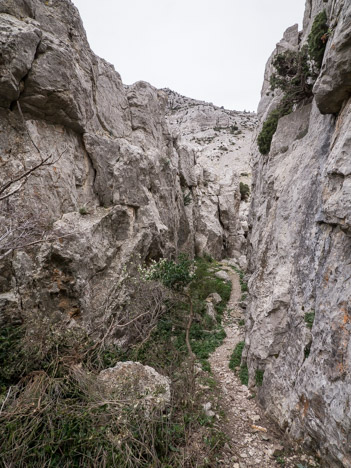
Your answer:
[139,255,196,361]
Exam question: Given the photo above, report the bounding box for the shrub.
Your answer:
[308,10,328,69]
[229,341,245,370]
[304,311,315,329]
[239,182,250,201]
[257,104,292,155]
[183,191,192,206]
[139,254,194,291]
[269,46,313,103]
[0,256,233,467]
[239,365,249,386]
[79,207,88,215]
[255,369,264,387]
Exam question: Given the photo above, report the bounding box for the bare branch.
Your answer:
[0,102,67,200]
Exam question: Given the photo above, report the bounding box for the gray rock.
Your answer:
[99,361,171,412]
[207,292,222,304]
[246,2,351,466]
[314,1,351,114]
[215,270,230,282]
[0,14,41,107]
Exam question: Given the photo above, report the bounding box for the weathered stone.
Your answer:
[314,1,351,114]
[99,361,171,411]
[246,3,351,466]
[0,14,41,107]
[207,292,222,304]
[215,270,230,282]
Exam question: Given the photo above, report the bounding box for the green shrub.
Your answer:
[255,369,264,387]
[239,182,250,201]
[229,341,245,370]
[139,254,194,291]
[0,256,233,467]
[257,107,289,155]
[304,311,315,329]
[308,11,328,68]
[79,207,88,215]
[183,191,192,206]
[239,365,249,386]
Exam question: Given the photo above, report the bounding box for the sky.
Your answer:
[71,0,306,112]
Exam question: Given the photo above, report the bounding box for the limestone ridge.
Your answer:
[246,0,351,466]
[0,1,254,343]
[164,89,257,264]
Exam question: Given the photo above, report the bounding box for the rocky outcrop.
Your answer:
[164,89,256,263]
[99,361,171,412]
[0,1,254,344]
[245,1,351,466]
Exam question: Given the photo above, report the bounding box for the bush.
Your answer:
[257,103,292,155]
[308,11,328,69]
[0,256,233,466]
[269,46,313,103]
[255,369,264,387]
[139,254,194,291]
[183,191,192,206]
[239,365,249,385]
[239,182,250,201]
[229,341,245,370]
[304,311,315,329]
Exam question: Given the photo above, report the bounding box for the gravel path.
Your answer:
[209,266,319,468]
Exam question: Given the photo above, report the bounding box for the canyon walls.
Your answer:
[0,1,254,342]
[245,0,351,466]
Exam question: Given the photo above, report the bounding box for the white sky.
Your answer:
[71,0,306,112]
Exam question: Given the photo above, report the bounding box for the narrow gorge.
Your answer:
[0,0,350,467]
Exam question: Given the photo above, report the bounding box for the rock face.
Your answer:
[0,1,254,343]
[245,1,351,466]
[164,89,256,260]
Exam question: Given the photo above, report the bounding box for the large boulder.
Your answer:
[99,361,171,412]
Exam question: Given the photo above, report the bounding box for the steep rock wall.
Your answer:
[164,89,256,264]
[0,1,254,343]
[246,1,351,466]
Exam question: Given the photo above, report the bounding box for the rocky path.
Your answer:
[209,267,319,468]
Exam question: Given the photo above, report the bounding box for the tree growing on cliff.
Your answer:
[257,11,329,155]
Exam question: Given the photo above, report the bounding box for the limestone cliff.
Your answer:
[0,1,254,343]
[164,89,256,265]
[245,0,351,466]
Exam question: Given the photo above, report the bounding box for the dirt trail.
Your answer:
[209,267,318,468]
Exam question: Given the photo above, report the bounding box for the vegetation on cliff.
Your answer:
[258,11,329,155]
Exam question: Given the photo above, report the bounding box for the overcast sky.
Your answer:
[71,0,306,112]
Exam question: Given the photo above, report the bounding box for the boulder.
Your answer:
[99,361,171,412]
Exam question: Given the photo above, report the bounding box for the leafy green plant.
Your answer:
[255,369,264,387]
[258,13,330,157]
[239,365,249,386]
[229,341,249,385]
[183,191,192,206]
[229,341,245,370]
[304,311,315,329]
[79,206,88,215]
[308,10,328,68]
[139,254,194,291]
[239,182,250,201]
[257,102,292,155]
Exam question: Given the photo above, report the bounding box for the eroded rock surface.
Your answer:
[245,1,351,466]
[99,361,171,412]
[0,1,254,347]
[164,89,256,260]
